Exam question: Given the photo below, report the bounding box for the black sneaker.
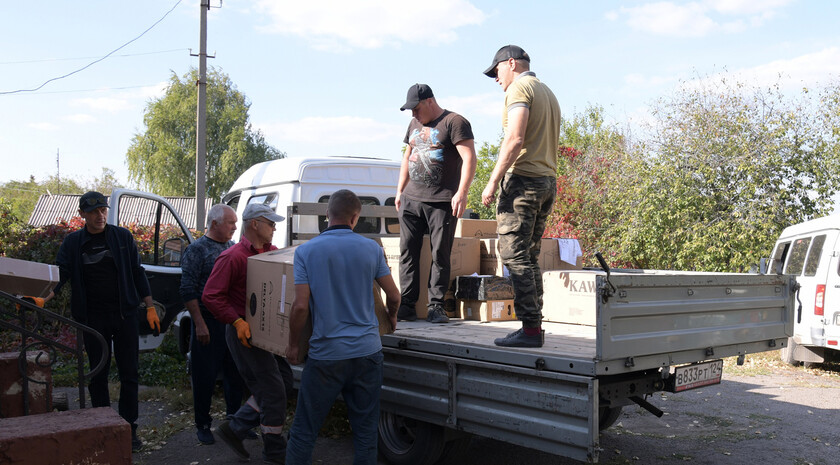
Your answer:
[397,304,417,322]
[426,305,450,324]
[216,420,249,460]
[494,328,543,347]
[197,425,215,445]
[131,430,143,452]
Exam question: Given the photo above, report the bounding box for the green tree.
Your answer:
[466,141,500,219]
[0,176,85,223]
[616,76,840,272]
[126,67,283,199]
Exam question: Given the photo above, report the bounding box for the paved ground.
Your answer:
[126,364,840,465]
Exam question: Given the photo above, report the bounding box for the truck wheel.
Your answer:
[378,412,445,465]
[599,406,623,430]
[779,338,801,366]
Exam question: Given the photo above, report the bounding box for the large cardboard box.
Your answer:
[454,219,497,238]
[0,257,59,298]
[455,275,514,301]
[540,270,600,326]
[458,299,516,322]
[479,238,583,276]
[246,246,393,362]
[380,237,480,319]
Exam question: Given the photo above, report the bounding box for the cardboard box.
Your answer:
[454,219,497,238]
[479,238,583,276]
[380,237,480,319]
[246,246,393,361]
[458,299,516,322]
[455,275,514,301]
[0,257,59,298]
[540,270,600,326]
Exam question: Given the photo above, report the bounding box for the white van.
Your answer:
[222,156,401,246]
[172,156,401,355]
[768,215,840,365]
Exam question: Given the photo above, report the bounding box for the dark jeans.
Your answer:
[398,196,456,308]
[226,325,293,461]
[82,311,139,427]
[496,173,556,328]
[286,351,384,465]
[190,310,245,428]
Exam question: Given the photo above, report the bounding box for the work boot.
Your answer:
[494,328,544,348]
[426,304,450,324]
[131,424,143,452]
[397,303,417,322]
[216,420,249,460]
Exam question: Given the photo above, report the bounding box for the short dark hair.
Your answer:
[327,189,361,222]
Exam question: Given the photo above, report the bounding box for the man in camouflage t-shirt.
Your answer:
[396,84,477,323]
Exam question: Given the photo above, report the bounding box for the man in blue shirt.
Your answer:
[285,189,400,465]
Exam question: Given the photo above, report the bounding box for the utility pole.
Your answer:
[194,0,210,233]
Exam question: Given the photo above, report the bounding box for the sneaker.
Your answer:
[197,425,215,445]
[494,328,544,348]
[216,420,249,460]
[397,304,417,322]
[131,431,143,452]
[426,305,450,324]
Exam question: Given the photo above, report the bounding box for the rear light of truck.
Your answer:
[815,284,825,316]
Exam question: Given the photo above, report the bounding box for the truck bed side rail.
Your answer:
[286,202,399,246]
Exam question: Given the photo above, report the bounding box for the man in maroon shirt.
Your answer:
[203,203,292,464]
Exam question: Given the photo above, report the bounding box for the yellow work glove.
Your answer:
[16,296,46,311]
[233,318,251,348]
[146,306,161,336]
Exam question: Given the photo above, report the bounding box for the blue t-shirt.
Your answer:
[293,228,391,360]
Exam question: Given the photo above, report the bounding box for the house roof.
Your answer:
[28,194,213,230]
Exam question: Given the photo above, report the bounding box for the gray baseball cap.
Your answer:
[242,203,284,222]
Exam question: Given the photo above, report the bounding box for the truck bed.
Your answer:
[383,272,796,377]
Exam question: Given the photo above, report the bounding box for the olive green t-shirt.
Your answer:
[503,72,561,177]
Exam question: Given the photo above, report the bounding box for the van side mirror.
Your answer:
[758,258,769,275]
[163,238,187,267]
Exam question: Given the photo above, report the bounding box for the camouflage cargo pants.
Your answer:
[496,173,556,328]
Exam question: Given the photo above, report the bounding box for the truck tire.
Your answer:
[599,405,623,430]
[780,338,800,366]
[378,412,445,465]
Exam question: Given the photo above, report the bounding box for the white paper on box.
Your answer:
[280,274,287,314]
[491,301,504,319]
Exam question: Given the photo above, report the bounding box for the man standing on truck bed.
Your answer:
[178,204,246,445]
[396,83,477,323]
[47,190,158,451]
[481,45,561,348]
[285,189,400,464]
[202,203,293,464]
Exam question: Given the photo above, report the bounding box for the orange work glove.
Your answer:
[146,306,161,336]
[16,296,46,311]
[232,318,251,348]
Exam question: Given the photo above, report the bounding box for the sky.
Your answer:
[2,0,840,195]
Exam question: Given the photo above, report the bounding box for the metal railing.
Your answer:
[0,290,107,416]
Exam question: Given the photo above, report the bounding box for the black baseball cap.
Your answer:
[483,45,531,78]
[400,84,435,111]
[79,191,109,212]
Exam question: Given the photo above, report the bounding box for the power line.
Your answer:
[0,49,190,65]
[4,84,164,96]
[0,0,184,96]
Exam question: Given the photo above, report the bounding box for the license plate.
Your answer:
[672,359,723,392]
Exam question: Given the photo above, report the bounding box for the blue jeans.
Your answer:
[190,310,244,428]
[286,351,384,465]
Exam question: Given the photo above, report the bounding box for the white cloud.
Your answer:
[28,122,60,131]
[694,47,840,90]
[608,0,794,37]
[71,97,131,113]
[254,0,486,51]
[259,116,403,145]
[64,114,96,124]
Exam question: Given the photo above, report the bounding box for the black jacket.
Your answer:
[54,224,152,322]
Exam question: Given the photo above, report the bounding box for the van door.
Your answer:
[788,232,838,348]
[108,189,194,350]
[820,233,840,347]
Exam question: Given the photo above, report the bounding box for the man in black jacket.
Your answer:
[48,191,158,452]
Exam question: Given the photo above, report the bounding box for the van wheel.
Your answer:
[599,406,623,430]
[780,338,801,366]
[378,412,445,465]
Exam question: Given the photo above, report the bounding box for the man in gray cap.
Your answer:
[203,203,292,464]
[396,83,477,324]
[480,45,562,348]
